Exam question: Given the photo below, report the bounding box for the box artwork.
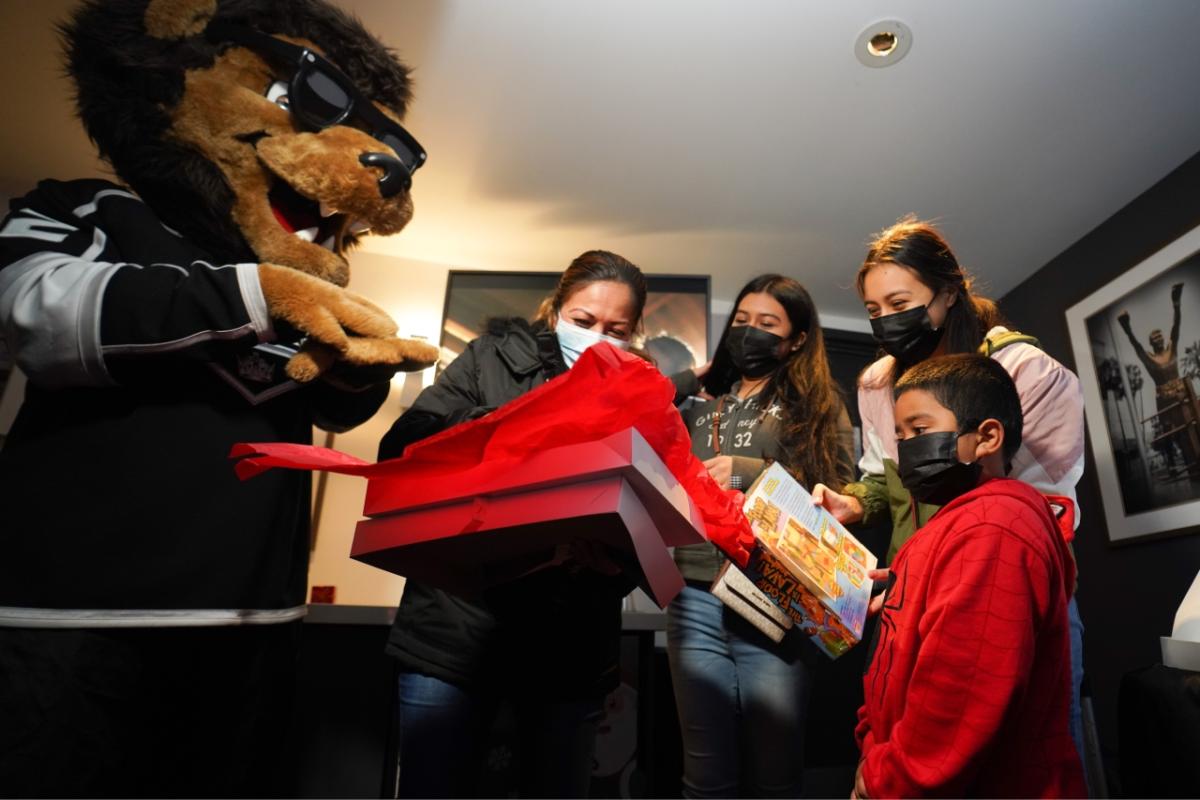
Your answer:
[739,462,878,658]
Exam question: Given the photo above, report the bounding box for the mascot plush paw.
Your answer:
[257,262,438,380]
[0,0,433,795]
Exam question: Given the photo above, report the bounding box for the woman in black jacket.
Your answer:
[379,250,647,799]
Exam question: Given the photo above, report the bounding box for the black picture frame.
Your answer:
[438,271,712,376]
[1065,225,1200,543]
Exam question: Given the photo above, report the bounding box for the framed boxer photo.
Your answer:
[1065,223,1200,543]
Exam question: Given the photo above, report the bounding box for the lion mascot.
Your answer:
[0,0,436,794]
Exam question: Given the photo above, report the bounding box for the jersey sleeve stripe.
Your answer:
[0,250,122,387]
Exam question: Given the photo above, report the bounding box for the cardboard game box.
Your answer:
[738,462,877,658]
[710,560,793,643]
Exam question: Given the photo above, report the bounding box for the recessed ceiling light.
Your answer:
[855,20,912,68]
[868,32,898,57]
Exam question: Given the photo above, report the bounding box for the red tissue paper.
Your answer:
[231,343,755,584]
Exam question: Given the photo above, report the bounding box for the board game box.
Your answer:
[739,462,878,658]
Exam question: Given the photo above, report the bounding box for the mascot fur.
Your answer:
[0,0,435,794]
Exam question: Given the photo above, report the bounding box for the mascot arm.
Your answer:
[0,185,436,391]
[0,184,270,389]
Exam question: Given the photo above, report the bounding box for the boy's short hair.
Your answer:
[894,354,1024,467]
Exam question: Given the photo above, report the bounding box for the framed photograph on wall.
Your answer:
[1065,224,1200,543]
[439,271,711,375]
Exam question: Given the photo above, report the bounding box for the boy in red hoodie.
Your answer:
[853,354,1085,799]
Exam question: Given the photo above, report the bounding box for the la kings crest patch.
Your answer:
[209,342,302,405]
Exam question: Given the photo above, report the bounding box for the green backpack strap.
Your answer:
[979,330,1040,356]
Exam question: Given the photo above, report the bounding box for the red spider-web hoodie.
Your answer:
[855,478,1086,798]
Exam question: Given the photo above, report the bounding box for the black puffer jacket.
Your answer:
[378,318,633,699]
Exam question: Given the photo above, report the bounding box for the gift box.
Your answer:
[232,344,754,608]
[739,462,878,658]
[351,427,706,607]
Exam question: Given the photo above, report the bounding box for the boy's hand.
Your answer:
[1117,309,1131,328]
[811,484,865,525]
[867,568,890,616]
[703,455,734,489]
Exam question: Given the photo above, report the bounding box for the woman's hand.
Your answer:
[851,760,870,799]
[568,540,624,576]
[692,361,715,400]
[867,568,890,616]
[811,484,865,525]
[703,455,734,489]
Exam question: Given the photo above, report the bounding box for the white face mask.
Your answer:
[555,314,632,368]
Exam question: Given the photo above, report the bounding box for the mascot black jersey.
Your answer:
[0,1,437,793]
[0,178,387,623]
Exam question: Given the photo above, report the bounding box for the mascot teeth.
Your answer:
[294,226,319,243]
[319,235,337,252]
[349,219,371,234]
[319,201,338,218]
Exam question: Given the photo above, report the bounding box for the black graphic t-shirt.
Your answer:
[675,386,789,582]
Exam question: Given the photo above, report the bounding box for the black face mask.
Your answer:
[897,431,983,506]
[725,325,786,378]
[870,305,944,365]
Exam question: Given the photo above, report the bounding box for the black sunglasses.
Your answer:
[206,21,427,177]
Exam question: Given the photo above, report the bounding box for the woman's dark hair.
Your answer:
[533,250,648,330]
[857,216,1007,384]
[704,274,848,488]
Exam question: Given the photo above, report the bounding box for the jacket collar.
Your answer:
[490,318,566,379]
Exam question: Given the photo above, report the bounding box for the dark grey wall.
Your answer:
[1000,150,1200,766]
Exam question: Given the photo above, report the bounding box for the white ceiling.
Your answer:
[2,0,1199,330]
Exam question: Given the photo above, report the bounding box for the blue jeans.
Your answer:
[395,671,603,798]
[667,583,815,799]
[1067,596,1087,785]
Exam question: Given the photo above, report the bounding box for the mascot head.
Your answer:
[61,0,422,288]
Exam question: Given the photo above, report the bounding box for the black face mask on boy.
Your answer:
[897,430,983,506]
[870,305,944,365]
[725,325,786,378]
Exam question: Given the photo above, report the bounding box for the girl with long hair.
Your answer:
[667,273,855,798]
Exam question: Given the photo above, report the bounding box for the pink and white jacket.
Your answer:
[845,327,1086,563]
